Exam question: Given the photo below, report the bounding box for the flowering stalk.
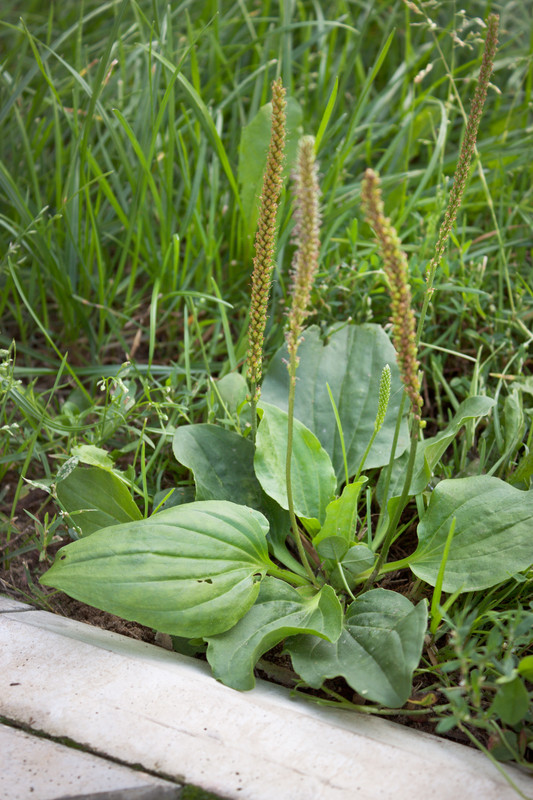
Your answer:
[418,13,499,338]
[247,79,286,439]
[285,135,321,586]
[286,136,321,365]
[354,364,391,481]
[363,15,499,590]
[361,170,421,588]
[361,169,423,421]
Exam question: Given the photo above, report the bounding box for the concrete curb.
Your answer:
[0,723,181,800]
[1,595,532,800]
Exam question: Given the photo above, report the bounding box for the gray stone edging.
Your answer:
[1,595,532,800]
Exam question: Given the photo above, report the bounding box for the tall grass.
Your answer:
[1,0,530,355]
[0,0,532,547]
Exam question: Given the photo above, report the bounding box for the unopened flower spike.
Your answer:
[375,364,391,433]
[247,79,287,406]
[353,363,392,482]
[361,169,423,421]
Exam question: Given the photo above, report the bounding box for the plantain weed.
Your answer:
[0,1,530,782]
[41,18,533,738]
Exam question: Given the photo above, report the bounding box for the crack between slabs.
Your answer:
[0,713,187,788]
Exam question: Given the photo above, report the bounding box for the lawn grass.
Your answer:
[1,0,532,777]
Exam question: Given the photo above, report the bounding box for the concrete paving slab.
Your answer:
[1,599,532,800]
[1,722,181,800]
[0,595,33,612]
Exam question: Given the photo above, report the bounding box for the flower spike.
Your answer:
[286,135,321,365]
[361,169,423,419]
[247,79,287,398]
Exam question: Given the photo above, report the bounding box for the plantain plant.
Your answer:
[41,14,533,711]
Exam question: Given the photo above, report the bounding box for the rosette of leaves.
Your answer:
[40,323,530,706]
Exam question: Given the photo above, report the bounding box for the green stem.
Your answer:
[249,380,258,443]
[336,563,356,601]
[347,555,412,587]
[457,723,530,800]
[304,686,442,716]
[416,270,436,349]
[267,563,312,587]
[375,555,414,574]
[363,426,419,591]
[286,350,319,587]
[374,392,407,545]
[354,428,378,483]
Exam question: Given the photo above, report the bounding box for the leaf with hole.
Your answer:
[41,501,273,637]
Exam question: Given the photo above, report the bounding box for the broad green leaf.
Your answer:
[510,450,533,488]
[238,96,303,239]
[503,391,525,455]
[171,636,206,658]
[515,376,533,396]
[378,396,495,504]
[408,476,533,592]
[491,677,530,726]
[173,424,263,506]
[518,655,533,681]
[315,536,349,561]
[312,480,374,586]
[313,479,367,549]
[172,423,305,577]
[254,402,336,525]
[413,396,494,494]
[339,543,375,575]
[56,466,142,536]
[261,325,409,482]
[326,543,375,590]
[71,444,114,469]
[487,731,521,763]
[286,589,427,706]
[41,501,273,638]
[215,372,248,415]
[206,578,343,690]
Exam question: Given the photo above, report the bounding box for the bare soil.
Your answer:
[0,485,158,644]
